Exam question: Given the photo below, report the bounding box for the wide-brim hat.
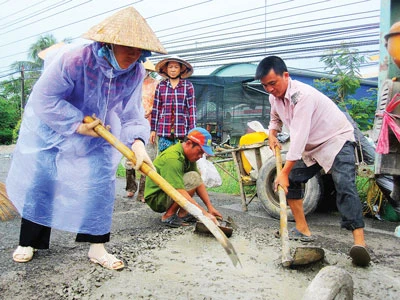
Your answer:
[142,59,155,71]
[155,56,193,79]
[82,7,167,54]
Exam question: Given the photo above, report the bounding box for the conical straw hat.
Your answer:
[142,59,155,71]
[82,7,167,54]
[38,42,66,60]
[155,56,193,78]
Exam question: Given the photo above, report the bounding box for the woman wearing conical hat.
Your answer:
[6,7,166,270]
[150,56,196,152]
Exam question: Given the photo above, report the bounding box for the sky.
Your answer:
[0,0,382,78]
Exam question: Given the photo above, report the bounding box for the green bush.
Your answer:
[0,128,13,144]
[12,118,22,143]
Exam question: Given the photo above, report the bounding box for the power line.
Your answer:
[0,70,20,79]
[0,0,213,48]
[0,0,72,30]
[0,0,379,75]
[146,0,212,19]
[0,0,11,6]
[154,1,290,33]
[157,0,371,39]
[0,1,144,48]
[150,23,379,63]
[0,1,91,35]
[161,10,378,47]
[0,0,49,24]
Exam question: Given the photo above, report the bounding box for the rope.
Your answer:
[361,178,383,217]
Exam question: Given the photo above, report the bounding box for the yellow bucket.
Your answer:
[239,132,268,174]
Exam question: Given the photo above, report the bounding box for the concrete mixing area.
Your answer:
[0,145,399,299]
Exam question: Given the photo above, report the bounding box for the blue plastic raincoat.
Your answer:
[6,42,149,235]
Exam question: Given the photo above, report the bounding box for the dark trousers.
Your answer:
[126,168,137,193]
[19,218,110,249]
[287,141,365,231]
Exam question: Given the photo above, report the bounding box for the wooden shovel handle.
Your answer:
[83,116,241,267]
[275,146,293,267]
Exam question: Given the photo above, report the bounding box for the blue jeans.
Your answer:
[158,136,182,152]
[287,141,364,230]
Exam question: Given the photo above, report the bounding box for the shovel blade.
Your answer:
[291,246,325,266]
[195,219,233,238]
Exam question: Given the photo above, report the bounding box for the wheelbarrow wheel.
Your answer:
[256,155,322,221]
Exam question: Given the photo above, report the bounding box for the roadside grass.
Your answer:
[116,158,373,205]
[116,162,126,177]
[207,158,373,202]
[208,160,241,194]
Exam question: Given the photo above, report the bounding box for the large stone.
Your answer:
[302,266,353,300]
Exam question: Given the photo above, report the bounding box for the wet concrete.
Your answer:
[0,145,399,299]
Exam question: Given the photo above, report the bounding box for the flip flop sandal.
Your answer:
[13,246,36,263]
[161,214,189,228]
[274,228,315,242]
[180,213,197,223]
[349,245,371,267]
[89,253,125,270]
[289,228,315,242]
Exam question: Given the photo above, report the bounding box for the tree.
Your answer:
[10,34,57,73]
[0,34,62,144]
[314,45,377,131]
[0,78,20,144]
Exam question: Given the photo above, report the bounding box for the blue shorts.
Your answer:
[145,172,202,213]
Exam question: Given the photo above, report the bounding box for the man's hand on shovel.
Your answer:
[274,146,325,267]
[274,170,289,194]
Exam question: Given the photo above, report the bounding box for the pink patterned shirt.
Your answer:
[268,78,355,172]
[142,75,159,123]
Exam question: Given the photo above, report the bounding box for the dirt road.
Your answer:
[1,145,399,299]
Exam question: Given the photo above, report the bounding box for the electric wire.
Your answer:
[146,0,212,19]
[0,1,91,35]
[161,25,379,56]
[0,0,72,31]
[0,0,380,77]
[161,10,379,47]
[157,0,371,39]
[0,0,11,6]
[0,1,144,48]
[155,0,292,33]
[0,0,50,25]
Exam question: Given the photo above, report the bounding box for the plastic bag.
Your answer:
[196,154,222,188]
[120,156,133,170]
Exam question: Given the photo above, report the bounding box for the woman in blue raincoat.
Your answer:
[6,7,167,270]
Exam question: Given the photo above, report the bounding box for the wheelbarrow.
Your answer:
[212,133,322,220]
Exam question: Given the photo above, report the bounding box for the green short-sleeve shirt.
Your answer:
[144,143,198,212]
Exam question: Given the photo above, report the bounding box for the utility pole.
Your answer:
[20,65,25,118]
